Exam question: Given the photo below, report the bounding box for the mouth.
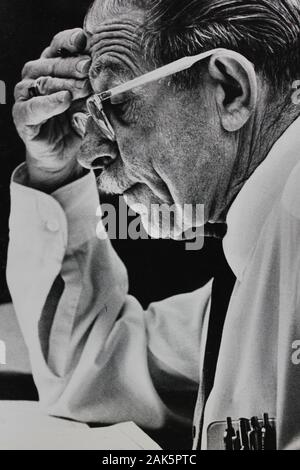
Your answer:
[96,166,142,196]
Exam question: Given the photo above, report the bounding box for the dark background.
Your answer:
[0,0,223,309]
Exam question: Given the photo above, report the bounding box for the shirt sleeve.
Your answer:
[6,163,212,436]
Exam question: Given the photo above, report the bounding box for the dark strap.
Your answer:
[203,252,236,401]
[197,248,236,448]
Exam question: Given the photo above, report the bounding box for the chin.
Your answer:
[124,184,205,240]
[139,208,203,241]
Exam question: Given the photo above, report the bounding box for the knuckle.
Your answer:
[26,99,35,117]
[38,76,51,93]
[14,82,23,100]
[21,61,31,78]
[70,27,82,39]
[40,59,53,77]
[52,31,61,43]
[22,60,38,78]
[41,46,51,58]
[52,59,61,76]
[61,78,72,90]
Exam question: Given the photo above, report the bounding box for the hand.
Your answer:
[13,28,92,192]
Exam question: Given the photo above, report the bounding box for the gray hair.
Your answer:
[87,0,300,88]
[142,0,300,88]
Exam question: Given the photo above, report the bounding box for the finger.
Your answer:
[37,77,91,101]
[13,91,72,127]
[14,79,36,101]
[15,77,91,102]
[40,46,51,59]
[41,28,87,58]
[22,56,92,80]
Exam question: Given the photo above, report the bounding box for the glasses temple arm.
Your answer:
[99,48,228,101]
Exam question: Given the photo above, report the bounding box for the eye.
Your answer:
[110,100,128,114]
[107,98,135,123]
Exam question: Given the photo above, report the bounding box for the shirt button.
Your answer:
[46,220,60,233]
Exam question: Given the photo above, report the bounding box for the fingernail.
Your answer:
[76,79,90,89]
[56,91,68,102]
[76,59,91,74]
[71,30,81,45]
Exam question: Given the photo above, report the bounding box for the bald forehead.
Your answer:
[85,0,145,34]
[85,0,146,84]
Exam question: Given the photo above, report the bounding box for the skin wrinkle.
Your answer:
[90,29,141,56]
[86,15,143,40]
[87,17,144,86]
[91,39,140,56]
[88,23,139,40]
[90,29,139,41]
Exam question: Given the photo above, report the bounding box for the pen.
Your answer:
[239,418,250,450]
[224,417,236,451]
[233,430,242,450]
[262,413,276,450]
[248,417,263,450]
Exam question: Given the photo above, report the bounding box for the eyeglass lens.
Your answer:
[86,99,115,141]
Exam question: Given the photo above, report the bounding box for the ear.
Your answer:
[208,50,258,132]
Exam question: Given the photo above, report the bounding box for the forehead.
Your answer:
[85,1,145,81]
[85,0,143,31]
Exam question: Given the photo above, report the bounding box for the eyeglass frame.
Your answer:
[83,48,253,141]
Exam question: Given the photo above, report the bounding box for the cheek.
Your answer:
[115,100,159,170]
[117,124,161,181]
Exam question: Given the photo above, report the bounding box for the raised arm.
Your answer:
[8,29,212,444]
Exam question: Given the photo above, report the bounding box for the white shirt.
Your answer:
[7,117,300,450]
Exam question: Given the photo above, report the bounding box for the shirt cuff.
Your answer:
[11,163,100,250]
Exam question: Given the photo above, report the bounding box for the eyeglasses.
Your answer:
[72,48,251,140]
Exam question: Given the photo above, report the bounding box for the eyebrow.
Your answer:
[89,57,132,82]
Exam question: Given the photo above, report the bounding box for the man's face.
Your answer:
[81,2,239,237]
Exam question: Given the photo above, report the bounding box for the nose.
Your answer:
[77,120,119,170]
[77,140,119,170]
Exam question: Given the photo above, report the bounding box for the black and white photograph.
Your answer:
[0,0,300,454]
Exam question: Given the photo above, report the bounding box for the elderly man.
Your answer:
[7,0,300,450]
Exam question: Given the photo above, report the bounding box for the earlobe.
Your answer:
[208,51,258,132]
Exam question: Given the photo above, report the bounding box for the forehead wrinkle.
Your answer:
[90,29,139,43]
[86,7,145,84]
[89,26,144,82]
[92,45,140,66]
[90,30,141,60]
[89,18,142,50]
[89,20,139,38]
[85,5,144,36]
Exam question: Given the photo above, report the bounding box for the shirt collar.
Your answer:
[223,116,300,281]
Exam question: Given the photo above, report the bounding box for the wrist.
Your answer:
[27,162,87,193]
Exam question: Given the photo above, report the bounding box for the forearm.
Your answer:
[6,165,169,428]
[7,165,210,431]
